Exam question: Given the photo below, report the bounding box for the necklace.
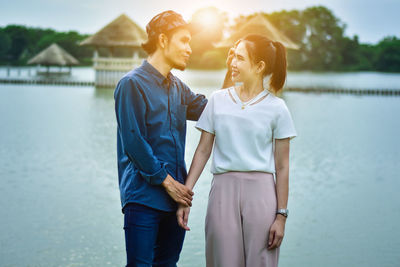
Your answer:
[238,88,266,109]
[241,97,258,109]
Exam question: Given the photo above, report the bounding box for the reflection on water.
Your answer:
[0,70,400,266]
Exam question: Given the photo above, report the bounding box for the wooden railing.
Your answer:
[93,57,142,71]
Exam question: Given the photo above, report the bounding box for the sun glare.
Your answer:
[192,8,220,28]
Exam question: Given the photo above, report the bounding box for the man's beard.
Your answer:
[174,63,186,71]
[167,56,186,71]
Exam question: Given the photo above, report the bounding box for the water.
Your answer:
[2,67,400,90]
[0,70,400,266]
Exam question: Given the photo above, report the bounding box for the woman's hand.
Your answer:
[226,47,235,70]
[267,215,286,250]
[176,204,191,231]
[222,47,235,88]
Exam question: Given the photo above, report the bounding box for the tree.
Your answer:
[337,35,363,70]
[228,6,350,71]
[0,25,93,66]
[0,30,11,63]
[374,36,400,72]
[301,6,347,70]
[3,25,30,64]
[266,10,306,70]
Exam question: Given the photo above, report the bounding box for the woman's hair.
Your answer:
[235,34,287,94]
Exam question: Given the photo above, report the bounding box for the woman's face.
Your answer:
[230,41,259,84]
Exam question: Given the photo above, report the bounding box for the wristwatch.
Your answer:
[276,209,289,218]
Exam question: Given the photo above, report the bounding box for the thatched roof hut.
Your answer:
[28,43,79,66]
[79,14,146,87]
[80,14,147,48]
[216,14,299,50]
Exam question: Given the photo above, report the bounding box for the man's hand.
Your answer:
[176,204,191,231]
[267,215,286,250]
[162,175,194,207]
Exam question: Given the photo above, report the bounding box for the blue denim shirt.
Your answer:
[114,60,207,212]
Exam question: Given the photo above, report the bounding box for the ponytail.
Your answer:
[269,41,287,94]
[238,35,288,94]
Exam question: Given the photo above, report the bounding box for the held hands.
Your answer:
[267,215,286,250]
[177,204,191,231]
[162,174,194,207]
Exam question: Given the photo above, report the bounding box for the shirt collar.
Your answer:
[141,60,174,88]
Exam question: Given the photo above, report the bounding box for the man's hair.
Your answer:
[141,29,177,55]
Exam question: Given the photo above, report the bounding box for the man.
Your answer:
[114,10,207,267]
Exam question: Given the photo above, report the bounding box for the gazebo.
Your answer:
[216,14,299,49]
[28,43,79,74]
[80,14,147,87]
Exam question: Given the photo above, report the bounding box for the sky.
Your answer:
[0,0,399,44]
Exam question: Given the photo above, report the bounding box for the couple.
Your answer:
[114,10,296,267]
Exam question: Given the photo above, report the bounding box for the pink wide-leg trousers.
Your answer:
[205,171,280,267]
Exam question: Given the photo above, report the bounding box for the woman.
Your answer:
[177,34,297,267]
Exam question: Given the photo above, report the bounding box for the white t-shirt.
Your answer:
[195,86,297,174]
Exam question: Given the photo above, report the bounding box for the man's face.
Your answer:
[163,28,192,71]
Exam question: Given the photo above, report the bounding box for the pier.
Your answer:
[285,87,400,96]
[0,78,94,86]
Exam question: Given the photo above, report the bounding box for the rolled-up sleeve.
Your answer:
[114,77,168,185]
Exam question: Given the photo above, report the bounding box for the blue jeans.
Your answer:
[123,203,186,267]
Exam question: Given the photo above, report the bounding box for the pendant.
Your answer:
[241,106,245,109]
